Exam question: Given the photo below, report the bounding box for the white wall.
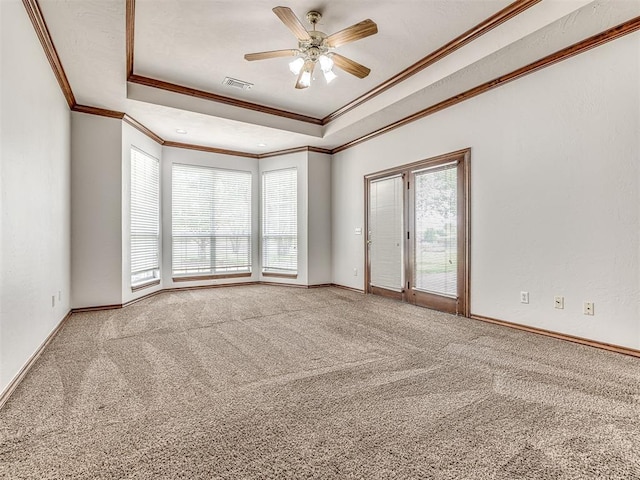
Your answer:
[259,152,309,285]
[332,33,640,349]
[1,0,71,392]
[71,112,122,308]
[161,146,260,288]
[308,152,332,285]
[121,122,163,304]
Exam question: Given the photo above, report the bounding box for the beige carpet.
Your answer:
[1,285,639,479]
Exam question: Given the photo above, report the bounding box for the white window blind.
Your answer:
[130,147,160,286]
[172,164,252,276]
[413,162,458,297]
[262,168,297,274]
[369,175,404,291]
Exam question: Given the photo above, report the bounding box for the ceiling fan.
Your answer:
[244,6,378,89]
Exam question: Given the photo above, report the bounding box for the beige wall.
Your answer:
[1,0,71,392]
[331,33,640,349]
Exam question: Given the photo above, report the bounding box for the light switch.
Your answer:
[355,227,362,235]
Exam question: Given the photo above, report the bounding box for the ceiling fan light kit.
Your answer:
[244,6,378,89]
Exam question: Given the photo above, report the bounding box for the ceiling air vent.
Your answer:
[222,77,253,90]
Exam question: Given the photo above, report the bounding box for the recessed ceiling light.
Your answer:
[257,143,267,147]
[176,129,188,134]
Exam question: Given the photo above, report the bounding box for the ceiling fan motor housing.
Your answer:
[305,11,322,26]
[299,30,329,61]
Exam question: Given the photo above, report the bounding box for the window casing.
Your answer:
[262,168,298,275]
[130,147,160,287]
[172,163,252,277]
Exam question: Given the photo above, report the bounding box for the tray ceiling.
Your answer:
[133,0,511,118]
[35,0,640,154]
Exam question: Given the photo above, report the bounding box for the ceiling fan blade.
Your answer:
[273,6,311,41]
[331,53,371,79]
[295,60,315,89]
[326,19,377,48]
[244,49,299,61]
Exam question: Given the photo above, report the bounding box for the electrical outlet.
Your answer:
[554,296,564,309]
[520,291,529,304]
[353,268,358,276]
[584,302,594,315]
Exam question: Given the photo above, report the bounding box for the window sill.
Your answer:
[131,279,161,292]
[262,272,298,279]
[172,272,252,282]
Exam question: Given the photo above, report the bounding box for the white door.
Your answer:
[368,175,404,297]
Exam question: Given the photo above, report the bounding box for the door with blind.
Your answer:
[365,149,469,316]
[367,175,405,300]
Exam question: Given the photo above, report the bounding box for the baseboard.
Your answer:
[72,288,639,361]
[123,288,168,308]
[161,282,260,294]
[71,303,123,313]
[71,281,365,313]
[0,310,72,411]
[470,314,640,359]
[259,281,309,289]
[330,283,365,294]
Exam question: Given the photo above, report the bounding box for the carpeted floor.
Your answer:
[1,285,639,479]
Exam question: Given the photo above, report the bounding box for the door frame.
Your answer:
[364,148,470,316]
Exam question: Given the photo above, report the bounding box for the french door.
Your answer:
[365,149,470,316]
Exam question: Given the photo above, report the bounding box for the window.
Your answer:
[130,147,160,287]
[172,164,252,277]
[262,168,297,275]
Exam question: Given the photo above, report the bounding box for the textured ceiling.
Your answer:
[37,0,640,153]
[133,0,511,118]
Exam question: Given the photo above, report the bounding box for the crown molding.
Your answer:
[21,0,75,108]
[123,114,164,144]
[128,74,324,126]
[258,146,332,159]
[256,146,313,159]
[163,140,260,159]
[126,0,135,79]
[125,0,536,127]
[333,16,640,154]
[68,105,330,158]
[164,142,332,159]
[23,2,640,162]
[321,0,542,124]
[307,146,333,155]
[71,104,125,119]
[71,106,165,147]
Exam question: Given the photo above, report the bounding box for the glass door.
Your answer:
[365,150,469,315]
[367,175,405,300]
[409,161,463,314]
